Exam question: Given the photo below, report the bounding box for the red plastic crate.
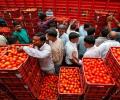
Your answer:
[82,58,115,99]
[58,67,83,100]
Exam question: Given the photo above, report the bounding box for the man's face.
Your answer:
[58,29,65,35]
[32,36,42,46]
[84,42,90,48]
[71,37,79,43]
[46,34,53,41]
[15,25,22,32]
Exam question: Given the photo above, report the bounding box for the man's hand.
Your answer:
[17,46,24,52]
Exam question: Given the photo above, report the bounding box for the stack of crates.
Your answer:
[105,47,120,86]
[105,47,120,99]
[82,58,115,100]
[0,45,42,100]
[21,8,39,38]
[58,67,83,100]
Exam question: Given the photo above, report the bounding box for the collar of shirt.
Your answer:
[68,41,77,48]
[87,45,97,51]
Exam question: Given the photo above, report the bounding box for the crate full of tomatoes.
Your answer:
[105,47,120,85]
[59,67,83,100]
[38,75,58,100]
[82,58,115,100]
[0,45,41,99]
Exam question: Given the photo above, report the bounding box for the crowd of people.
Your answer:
[0,12,120,75]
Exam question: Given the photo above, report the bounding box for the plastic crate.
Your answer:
[105,47,120,87]
[58,67,83,100]
[0,44,42,99]
[82,58,115,99]
[38,75,58,100]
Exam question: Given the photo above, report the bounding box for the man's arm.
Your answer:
[23,46,50,58]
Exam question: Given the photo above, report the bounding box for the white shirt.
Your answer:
[0,35,7,46]
[98,40,120,58]
[84,45,100,58]
[65,41,78,65]
[49,38,64,65]
[79,25,87,37]
[95,37,108,46]
[23,43,54,71]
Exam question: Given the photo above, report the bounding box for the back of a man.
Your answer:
[98,31,120,58]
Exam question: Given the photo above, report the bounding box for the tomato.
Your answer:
[83,58,113,84]
[0,45,28,69]
[59,67,82,94]
[38,75,58,100]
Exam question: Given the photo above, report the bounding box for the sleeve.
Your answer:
[23,46,50,58]
[66,24,71,34]
[97,44,106,58]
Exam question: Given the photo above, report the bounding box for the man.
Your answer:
[66,20,79,35]
[46,29,64,74]
[18,33,55,74]
[95,28,109,46]
[65,32,80,66]
[37,12,55,33]
[98,31,120,58]
[58,24,69,46]
[13,22,30,44]
[79,23,92,37]
[0,35,7,46]
[83,35,100,57]
[78,27,95,59]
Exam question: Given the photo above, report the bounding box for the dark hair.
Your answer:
[84,35,95,45]
[7,36,18,44]
[46,29,57,37]
[69,32,80,40]
[34,32,46,42]
[84,23,92,29]
[58,24,66,29]
[87,27,96,36]
[70,24,76,30]
[101,28,110,37]
[39,13,46,20]
[13,21,21,27]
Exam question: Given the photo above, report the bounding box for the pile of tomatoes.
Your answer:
[83,58,114,84]
[0,27,10,33]
[39,75,58,100]
[0,47,7,55]
[59,67,82,94]
[111,47,120,63]
[0,45,28,69]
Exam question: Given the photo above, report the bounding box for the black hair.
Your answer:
[70,24,76,30]
[87,27,96,36]
[46,29,57,37]
[84,23,92,29]
[101,28,110,37]
[39,13,46,20]
[34,32,46,42]
[7,36,18,44]
[69,32,80,40]
[13,21,21,27]
[84,35,95,45]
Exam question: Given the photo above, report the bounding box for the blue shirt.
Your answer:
[60,33,69,46]
[79,25,87,37]
[78,36,87,57]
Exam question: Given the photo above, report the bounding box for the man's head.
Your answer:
[70,24,77,31]
[108,31,118,40]
[101,28,110,37]
[84,23,92,31]
[33,33,46,47]
[7,36,18,44]
[39,12,46,21]
[13,22,22,32]
[87,27,96,36]
[46,29,57,41]
[58,24,66,35]
[69,32,80,43]
[84,35,95,48]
